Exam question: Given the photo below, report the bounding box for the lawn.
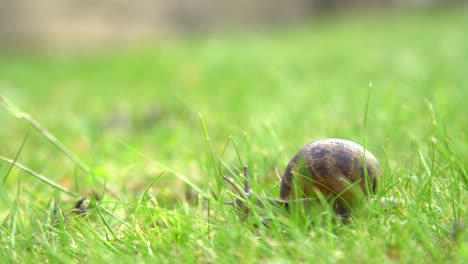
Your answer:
[0,7,467,263]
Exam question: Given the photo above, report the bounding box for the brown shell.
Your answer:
[279,139,381,212]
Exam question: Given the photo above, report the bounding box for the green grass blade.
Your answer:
[0,96,91,173]
[1,133,29,185]
[0,156,78,197]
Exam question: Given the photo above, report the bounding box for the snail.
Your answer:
[225,138,382,219]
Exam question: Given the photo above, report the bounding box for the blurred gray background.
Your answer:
[0,0,464,49]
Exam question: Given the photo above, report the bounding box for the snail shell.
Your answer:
[279,139,381,216]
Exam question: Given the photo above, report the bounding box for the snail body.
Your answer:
[279,138,381,217]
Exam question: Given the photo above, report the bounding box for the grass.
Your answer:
[0,7,467,263]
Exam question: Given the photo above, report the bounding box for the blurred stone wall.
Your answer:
[0,0,463,49]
